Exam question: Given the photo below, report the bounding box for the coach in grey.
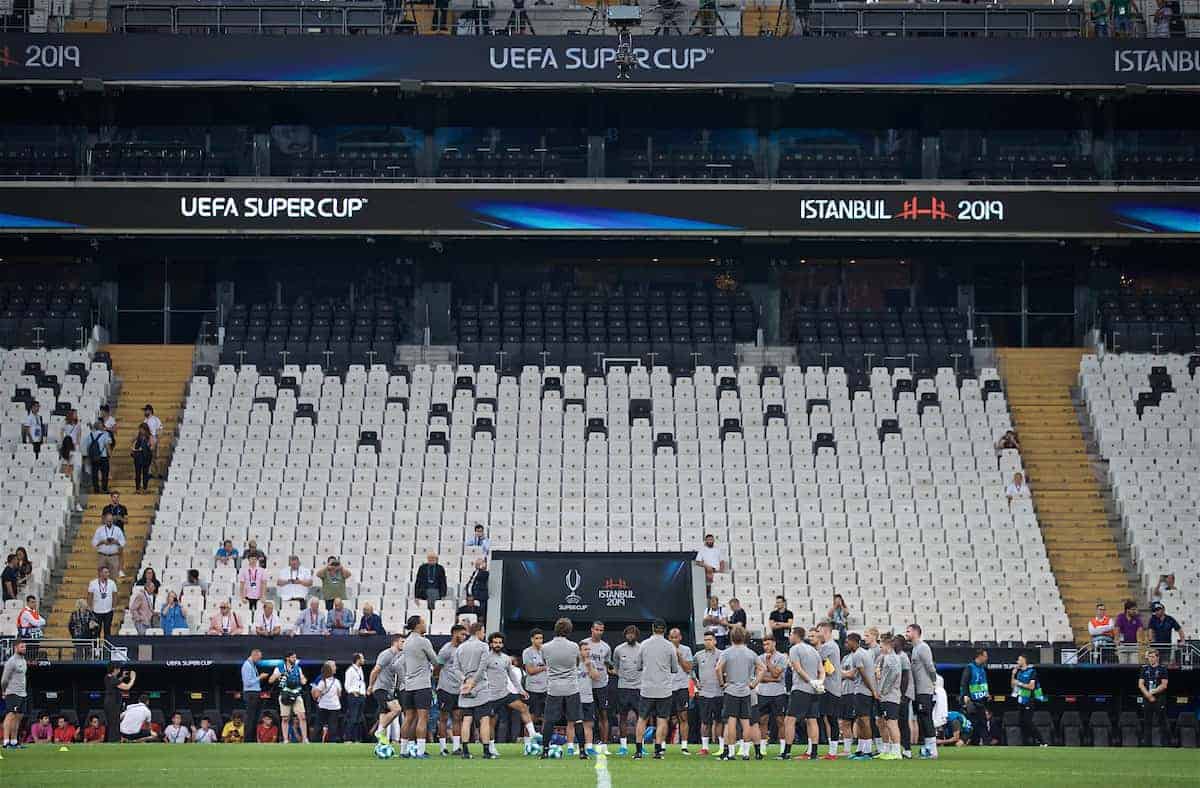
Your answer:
[716,625,763,760]
[538,617,590,760]
[455,623,492,758]
[907,623,939,758]
[633,619,679,759]
[400,614,439,757]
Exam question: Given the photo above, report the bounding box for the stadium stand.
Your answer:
[0,348,110,635]
[125,348,1072,643]
[1097,291,1200,354]
[1080,351,1200,630]
[790,307,972,372]
[0,284,92,350]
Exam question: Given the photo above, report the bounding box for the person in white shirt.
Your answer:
[163,712,190,743]
[312,660,343,743]
[1005,472,1031,504]
[343,652,367,743]
[704,595,731,647]
[142,404,163,478]
[119,694,155,741]
[88,566,117,640]
[255,600,282,637]
[92,511,126,579]
[694,533,727,586]
[276,555,313,610]
[21,401,46,457]
[193,717,218,743]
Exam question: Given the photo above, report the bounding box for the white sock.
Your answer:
[828,738,838,754]
[417,739,426,755]
[400,738,409,754]
[488,741,497,755]
[738,740,748,756]
[873,737,882,752]
[701,736,709,749]
[439,737,446,750]
[718,736,725,748]
[452,735,461,751]
[860,738,871,753]
[525,722,537,738]
[924,737,936,755]
[758,741,766,754]
[620,737,627,747]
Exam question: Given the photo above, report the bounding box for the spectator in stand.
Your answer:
[1153,574,1177,600]
[256,600,282,637]
[466,559,489,614]
[1090,0,1110,36]
[1147,601,1187,661]
[86,419,112,495]
[183,569,208,598]
[357,602,384,636]
[192,717,217,743]
[92,511,126,579]
[242,539,267,568]
[128,580,158,635]
[295,598,330,636]
[14,548,31,590]
[456,595,482,619]
[827,593,851,642]
[130,424,153,494]
[316,556,351,612]
[1139,648,1170,745]
[135,567,159,588]
[102,492,128,529]
[256,713,279,743]
[88,566,117,640]
[1153,0,1173,36]
[119,694,155,742]
[141,404,163,478]
[59,436,78,497]
[221,711,245,743]
[163,712,190,744]
[694,533,727,587]
[29,712,53,744]
[160,591,188,636]
[466,524,491,555]
[207,600,244,636]
[1115,599,1143,664]
[277,555,313,610]
[2,554,20,602]
[238,554,267,615]
[53,715,77,744]
[69,598,100,640]
[343,652,367,742]
[21,400,46,457]
[413,552,448,609]
[1088,602,1116,663]
[82,714,105,743]
[327,598,355,636]
[728,597,747,630]
[1112,0,1140,37]
[995,430,1021,452]
[1005,472,1031,504]
[312,660,344,743]
[63,410,84,510]
[703,595,731,648]
[16,594,45,640]
[103,663,136,742]
[215,540,239,568]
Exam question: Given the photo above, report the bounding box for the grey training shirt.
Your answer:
[818,640,842,696]
[694,647,724,698]
[880,652,902,704]
[852,648,876,696]
[756,651,788,697]
[1,653,27,697]
[476,650,513,702]
[578,663,595,705]
[672,644,694,692]
[373,646,403,694]
[586,638,611,688]
[911,641,937,696]
[542,637,582,697]
[456,637,489,705]
[613,641,642,689]
[718,644,757,697]
[900,651,915,701]
[788,641,823,694]
[402,632,439,691]
[522,645,549,693]
[637,634,679,699]
[437,640,463,694]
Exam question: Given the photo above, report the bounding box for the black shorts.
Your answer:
[851,694,875,719]
[698,696,723,725]
[639,695,673,721]
[3,694,29,716]
[672,688,690,715]
[437,689,459,713]
[373,689,398,711]
[401,688,433,711]
[544,693,583,725]
[757,694,786,719]
[122,728,155,741]
[580,702,595,722]
[592,686,610,712]
[914,694,933,718]
[879,701,900,721]
[526,691,547,718]
[721,693,752,721]
[899,699,912,721]
[819,693,841,718]
[839,695,858,721]
[786,691,817,720]
[617,688,640,715]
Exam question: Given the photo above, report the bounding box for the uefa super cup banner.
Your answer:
[1,183,1199,238]
[1,34,1199,87]
[498,552,695,626]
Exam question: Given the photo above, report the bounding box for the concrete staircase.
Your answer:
[44,345,193,638]
[998,348,1139,644]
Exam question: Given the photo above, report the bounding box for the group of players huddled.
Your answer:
[366,614,944,762]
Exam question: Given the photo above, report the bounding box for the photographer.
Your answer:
[316,556,351,612]
[103,663,136,742]
[270,651,310,743]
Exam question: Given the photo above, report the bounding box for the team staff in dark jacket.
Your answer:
[959,649,989,745]
[413,552,448,608]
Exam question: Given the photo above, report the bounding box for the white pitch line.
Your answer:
[594,751,612,788]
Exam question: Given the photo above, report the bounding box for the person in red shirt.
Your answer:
[53,716,78,744]
[82,715,106,743]
[255,714,279,743]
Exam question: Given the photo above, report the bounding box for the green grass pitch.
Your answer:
[2,744,1199,787]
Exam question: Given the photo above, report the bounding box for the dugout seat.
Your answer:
[1088,711,1113,747]
[1118,711,1141,747]
[1059,711,1084,747]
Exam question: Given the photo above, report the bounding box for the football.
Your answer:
[374,743,396,760]
[524,740,543,757]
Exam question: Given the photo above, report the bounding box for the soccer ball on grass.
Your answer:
[374,743,396,760]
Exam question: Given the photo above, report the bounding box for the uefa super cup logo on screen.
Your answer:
[563,569,583,606]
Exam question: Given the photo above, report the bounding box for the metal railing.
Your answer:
[1072,639,1199,667]
[0,637,117,663]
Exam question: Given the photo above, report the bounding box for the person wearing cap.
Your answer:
[1147,602,1186,663]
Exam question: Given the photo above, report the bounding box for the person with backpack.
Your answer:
[87,419,113,494]
[130,423,153,493]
